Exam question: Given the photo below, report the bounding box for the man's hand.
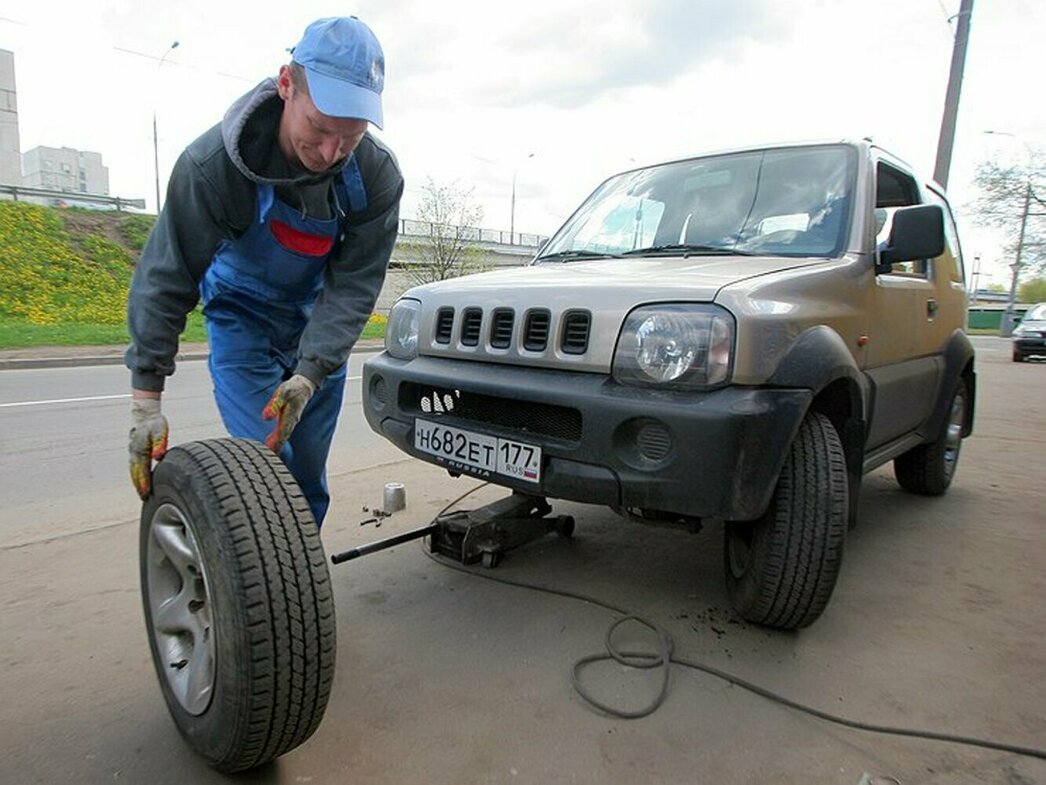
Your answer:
[263,374,317,453]
[129,396,169,499]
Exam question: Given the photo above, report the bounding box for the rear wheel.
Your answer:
[723,411,848,629]
[140,438,336,773]
[893,378,969,496]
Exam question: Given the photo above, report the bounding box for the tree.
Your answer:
[1019,277,1046,304]
[970,154,1045,277]
[400,178,487,285]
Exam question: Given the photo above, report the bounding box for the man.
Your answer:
[126,16,403,527]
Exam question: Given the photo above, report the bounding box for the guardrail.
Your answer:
[0,184,146,211]
[399,218,546,248]
[0,183,547,245]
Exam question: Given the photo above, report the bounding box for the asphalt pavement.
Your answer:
[0,336,1043,784]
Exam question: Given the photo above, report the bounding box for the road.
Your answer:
[0,336,1043,784]
[0,349,402,547]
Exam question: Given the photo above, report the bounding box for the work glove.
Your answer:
[129,397,169,499]
[263,374,317,453]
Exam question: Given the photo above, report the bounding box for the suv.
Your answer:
[362,141,976,629]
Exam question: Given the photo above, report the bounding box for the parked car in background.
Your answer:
[1012,303,1046,362]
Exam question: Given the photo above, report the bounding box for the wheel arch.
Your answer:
[767,325,869,525]
[924,329,976,441]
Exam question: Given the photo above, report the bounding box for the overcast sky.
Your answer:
[2,0,1044,286]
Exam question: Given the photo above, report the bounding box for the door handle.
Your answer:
[927,298,939,319]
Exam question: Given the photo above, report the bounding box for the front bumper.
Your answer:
[1013,333,1046,356]
[362,354,812,521]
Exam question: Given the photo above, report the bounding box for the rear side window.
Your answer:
[925,187,965,284]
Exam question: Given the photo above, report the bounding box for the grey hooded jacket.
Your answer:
[125,78,404,392]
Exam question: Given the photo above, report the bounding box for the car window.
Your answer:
[925,186,964,283]
[540,145,856,259]
[876,162,929,279]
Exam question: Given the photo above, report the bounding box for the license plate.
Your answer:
[413,419,541,483]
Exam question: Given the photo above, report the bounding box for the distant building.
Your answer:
[22,146,110,195]
[0,49,21,186]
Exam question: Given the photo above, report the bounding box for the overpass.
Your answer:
[377,218,548,310]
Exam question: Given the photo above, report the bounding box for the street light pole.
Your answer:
[153,41,179,214]
[509,153,535,245]
[1001,181,1032,337]
[984,130,1035,337]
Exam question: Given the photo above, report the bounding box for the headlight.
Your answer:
[1012,325,1027,337]
[385,298,421,360]
[613,304,734,389]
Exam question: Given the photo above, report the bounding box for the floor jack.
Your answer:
[330,492,575,568]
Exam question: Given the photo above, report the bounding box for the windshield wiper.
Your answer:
[621,243,755,257]
[535,249,624,262]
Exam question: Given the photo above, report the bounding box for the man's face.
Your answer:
[277,66,369,173]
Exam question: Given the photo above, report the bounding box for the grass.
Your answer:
[0,310,209,348]
[0,201,389,350]
[966,327,1006,336]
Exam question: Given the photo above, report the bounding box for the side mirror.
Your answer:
[875,204,945,274]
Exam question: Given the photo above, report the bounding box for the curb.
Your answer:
[0,340,386,371]
[0,352,210,371]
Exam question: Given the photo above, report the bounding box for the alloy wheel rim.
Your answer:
[727,523,754,579]
[943,388,966,478]
[146,503,217,715]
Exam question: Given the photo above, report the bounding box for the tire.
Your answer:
[723,411,848,629]
[893,378,969,496]
[140,438,336,773]
[1012,349,1024,363]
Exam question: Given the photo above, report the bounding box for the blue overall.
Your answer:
[199,158,367,527]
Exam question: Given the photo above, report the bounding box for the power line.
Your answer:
[112,45,252,83]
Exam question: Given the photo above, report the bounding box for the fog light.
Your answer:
[369,375,388,410]
[636,422,672,461]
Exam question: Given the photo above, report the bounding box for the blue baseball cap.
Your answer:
[291,17,385,128]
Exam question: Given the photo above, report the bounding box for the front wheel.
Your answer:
[893,378,969,496]
[140,438,336,773]
[723,411,848,629]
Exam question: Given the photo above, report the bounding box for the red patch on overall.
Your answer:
[270,219,334,257]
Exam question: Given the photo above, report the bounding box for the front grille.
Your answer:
[523,309,551,351]
[561,311,591,355]
[434,308,454,343]
[460,308,482,346]
[489,308,514,349]
[402,383,582,442]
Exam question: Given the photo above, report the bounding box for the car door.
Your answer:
[863,160,943,449]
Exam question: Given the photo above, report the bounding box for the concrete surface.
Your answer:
[0,337,1043,784]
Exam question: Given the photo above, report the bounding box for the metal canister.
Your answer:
[383,482,406,513]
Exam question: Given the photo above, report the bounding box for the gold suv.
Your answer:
[363,140,976,629]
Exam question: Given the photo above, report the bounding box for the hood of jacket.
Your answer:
[220,78,349,188]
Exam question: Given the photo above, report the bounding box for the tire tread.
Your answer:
[725,412,848,629]
[143,438,335,773]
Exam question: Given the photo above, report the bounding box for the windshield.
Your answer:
[1025,304,1046,321]
[539,145,856,260]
